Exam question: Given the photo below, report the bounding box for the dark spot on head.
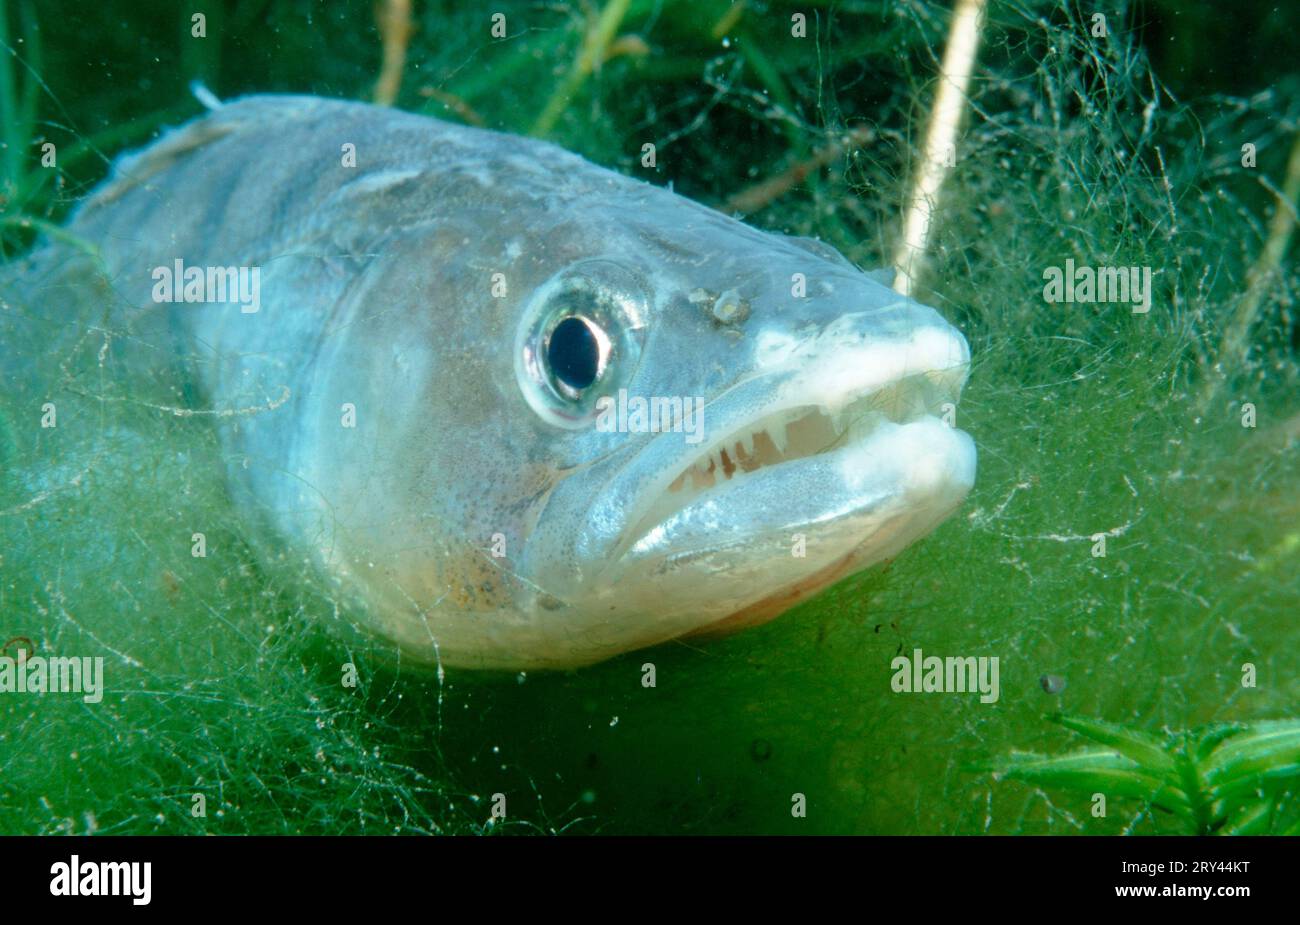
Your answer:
[750,739,773,762]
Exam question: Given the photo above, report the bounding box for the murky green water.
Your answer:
[1,0,1297,834]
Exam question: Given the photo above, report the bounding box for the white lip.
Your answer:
[627,414,975,559]
[756,313,972,407]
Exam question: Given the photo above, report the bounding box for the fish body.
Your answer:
[14,96,975,669]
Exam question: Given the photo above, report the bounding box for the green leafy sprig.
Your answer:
[979,715,1300,835]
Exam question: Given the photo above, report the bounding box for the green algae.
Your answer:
[0,0,1297,835]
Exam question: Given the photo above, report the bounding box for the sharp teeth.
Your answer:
[738,433,755,457]
[769,422,789,454]
[829,406,847,433]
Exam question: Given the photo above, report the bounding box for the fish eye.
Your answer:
[516,261,647,429]
[546,315,608,395]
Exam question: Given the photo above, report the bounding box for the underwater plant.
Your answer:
[980,715,1300,835]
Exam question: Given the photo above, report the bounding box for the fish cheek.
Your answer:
[441,553,513,611]
[443,460,559,612]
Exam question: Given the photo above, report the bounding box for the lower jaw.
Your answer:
[679,484,964,641]
[681,531,892,640]
[621,418,976,642]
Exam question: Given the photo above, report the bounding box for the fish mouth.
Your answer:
[627,372,962,544]
[610,321,976,571]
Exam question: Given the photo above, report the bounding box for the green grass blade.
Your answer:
[1201,721,1300,793]
[1050,713,1175,774]
[0,0,22,193]
[980,747,1192,818]
[1215,798,1274,835]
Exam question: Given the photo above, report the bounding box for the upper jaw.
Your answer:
[585,316,975,573]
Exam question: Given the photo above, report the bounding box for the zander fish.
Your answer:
[10,95,975,669]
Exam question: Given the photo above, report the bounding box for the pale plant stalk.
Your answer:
[532,0,632,137]
[374,0,414,107]
[892,0,986,297]
[1200,129,1300,409]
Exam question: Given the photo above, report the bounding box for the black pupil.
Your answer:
[548,317,600,390]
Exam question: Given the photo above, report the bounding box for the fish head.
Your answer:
[497,199,976,664]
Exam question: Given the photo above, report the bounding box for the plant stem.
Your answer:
[373,0,413,107]
[1200,129,1300,409]
[531,0,632,138]
[0,0,23,196]
[892,0,986,297]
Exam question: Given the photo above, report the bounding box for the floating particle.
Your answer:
[1039,674,1067,694]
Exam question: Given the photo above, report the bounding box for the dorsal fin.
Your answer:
[83,118,238,210]
[81,96,332,211]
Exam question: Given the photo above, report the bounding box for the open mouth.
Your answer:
[664,372,952,490]
[625,366,967,549]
